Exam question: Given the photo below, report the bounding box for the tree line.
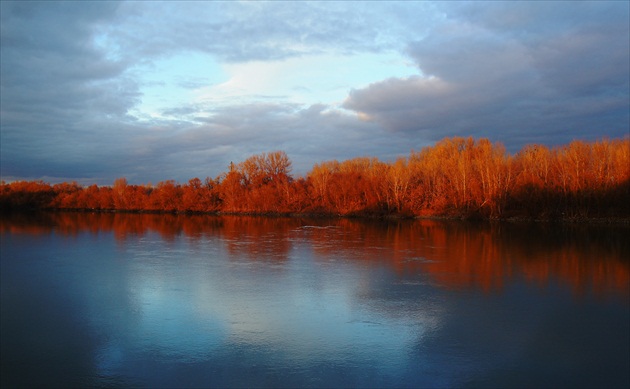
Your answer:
[1,137,629,220]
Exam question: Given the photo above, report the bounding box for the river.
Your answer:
[1,212,628,388]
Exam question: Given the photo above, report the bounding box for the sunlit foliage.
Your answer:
[2,137,629,220]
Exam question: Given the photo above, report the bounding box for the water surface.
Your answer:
[1,213,629,388]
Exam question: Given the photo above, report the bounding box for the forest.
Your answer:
[1,136,629,220]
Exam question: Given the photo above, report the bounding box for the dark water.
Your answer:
[1,212,628,388]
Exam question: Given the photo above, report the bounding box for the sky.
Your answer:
[1,1,628,185]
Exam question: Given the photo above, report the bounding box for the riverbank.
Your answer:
[3,207,629,225]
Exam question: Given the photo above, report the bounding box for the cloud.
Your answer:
[0,1,141,182]
[2,1,627,185]
[113,102,413,184]
[190,52,417,110]
[0,0,424,185]
[343,1,630,149]
[102,1,425,64]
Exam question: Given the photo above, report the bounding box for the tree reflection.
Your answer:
[2,212,627,299]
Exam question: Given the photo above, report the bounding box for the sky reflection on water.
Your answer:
[1,213,629,388]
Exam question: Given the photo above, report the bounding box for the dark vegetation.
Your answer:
[2,137,629,220]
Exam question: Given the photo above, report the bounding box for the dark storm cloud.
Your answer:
[343,1,630,150]
[3,1,627,185]
[1,0,423,184]
[117,102,411,184]
[0,1,141,182]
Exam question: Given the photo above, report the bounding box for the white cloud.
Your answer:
[193,52,418,109]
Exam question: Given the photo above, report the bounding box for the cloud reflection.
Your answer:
[2,213,629,387]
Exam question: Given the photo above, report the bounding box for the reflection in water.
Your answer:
[1,212,629,388]
[2,212,628,298]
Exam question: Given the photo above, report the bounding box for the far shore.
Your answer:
[3,207,629,225]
